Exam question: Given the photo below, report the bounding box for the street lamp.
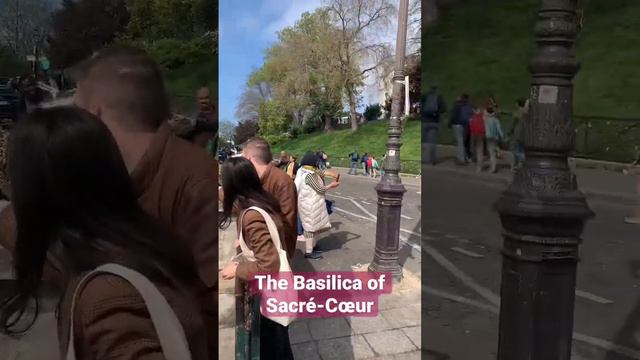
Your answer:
[368,0,409,281]
[494,1,593,359]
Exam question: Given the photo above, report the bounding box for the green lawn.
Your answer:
[423,0,640,162]
[423,0,640,117]
[273,117,422,174]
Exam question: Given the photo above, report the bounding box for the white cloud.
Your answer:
[238,17,261,32]
[261,0,324,41]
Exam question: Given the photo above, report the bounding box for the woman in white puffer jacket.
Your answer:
[295,152,341,259]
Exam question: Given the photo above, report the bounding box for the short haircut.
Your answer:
[74,45,170,131]
[243,137,273,165]
[197,87,210,97]
[461,93,470,100]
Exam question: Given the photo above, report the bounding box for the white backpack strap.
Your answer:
[66,264,191,360]
[246,206,284,252]
[237,209,254,258]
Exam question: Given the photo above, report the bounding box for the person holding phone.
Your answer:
[295,152,341,259]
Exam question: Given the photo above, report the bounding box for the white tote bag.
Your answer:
[65,263,192,360]
[238,206,297,327]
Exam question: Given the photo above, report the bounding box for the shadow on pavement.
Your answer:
[399,205,421,268]
[289,222,358,360]
[605,259,640,360]
[422,348,451,360]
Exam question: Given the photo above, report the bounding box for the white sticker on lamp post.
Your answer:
[538,85,558,104]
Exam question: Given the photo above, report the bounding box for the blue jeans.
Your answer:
[349,161,358,174]
[423,122,439,164]
[452,124,466,163]
[296,214,304,236]
[512,141,525,168]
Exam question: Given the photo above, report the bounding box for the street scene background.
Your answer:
[0,0,217,358]
[421,1,640,359]
[218,0,422,359]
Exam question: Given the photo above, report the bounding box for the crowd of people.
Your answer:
[422,85,530,173]
[217,141,342,358]
[0,46,222,359]
[347,149,382,178]
[1,45,316,360]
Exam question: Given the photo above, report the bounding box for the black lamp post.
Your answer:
[495,1,593,359]
[368,0,409,281]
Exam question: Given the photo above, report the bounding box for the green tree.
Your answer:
[49,0,129,68]
[122,0,214,69]
[125,0,211,41]
[258,100,290,141]
[257,9,345,132]
[325,0,395,131]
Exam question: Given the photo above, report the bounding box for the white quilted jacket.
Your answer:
[295,167,331,232]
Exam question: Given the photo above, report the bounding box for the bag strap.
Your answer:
[237,209,254,257]
[66,263,191,360]
[243,206,284,252]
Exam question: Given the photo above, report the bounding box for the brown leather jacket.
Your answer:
[57,273,209,360]
[0,123,219,356]
[236,209,284,281]
[260,164,298,260]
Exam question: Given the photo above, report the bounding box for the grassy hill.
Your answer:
[423,0,640,117]
[423,0,640,162]
[273,117,422,174]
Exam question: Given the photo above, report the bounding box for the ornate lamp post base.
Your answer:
[369,179,406,282]
[495,1,593,358]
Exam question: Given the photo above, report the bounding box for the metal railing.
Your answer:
[323,156,421,174]
[437,111,640,163]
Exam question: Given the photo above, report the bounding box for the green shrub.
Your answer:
[303,118,321,134]
[264,134,289,146]
[364,104,382,122]
[143,38,210,70]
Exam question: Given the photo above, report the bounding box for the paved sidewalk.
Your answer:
[288,268,421,360]
[426,145,638,204]
[218,219,423,359]
[219,220,237,360]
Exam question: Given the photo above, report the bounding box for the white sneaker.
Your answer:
[624,217,640,224]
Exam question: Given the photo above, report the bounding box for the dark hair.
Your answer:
[299,151,319,168]
[486,106,495,114]
[461,93,470,101]
[74,45,170,131]
[517,98,527,107]
[0,107,198,333]
[220,157,282,228]
[243,137,273,165]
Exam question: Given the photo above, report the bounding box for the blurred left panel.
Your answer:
[0,0,219,359]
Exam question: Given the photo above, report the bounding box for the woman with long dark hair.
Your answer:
[219,156,294,360]
[295,151,341,259]
[0,107,208,359]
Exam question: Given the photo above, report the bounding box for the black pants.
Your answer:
[463,124,472,159]
[260,315,294,360]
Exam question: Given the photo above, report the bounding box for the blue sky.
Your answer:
[219,0,323,123]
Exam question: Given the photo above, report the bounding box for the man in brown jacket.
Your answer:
[0,46,218,353]
[222,138,298,259]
